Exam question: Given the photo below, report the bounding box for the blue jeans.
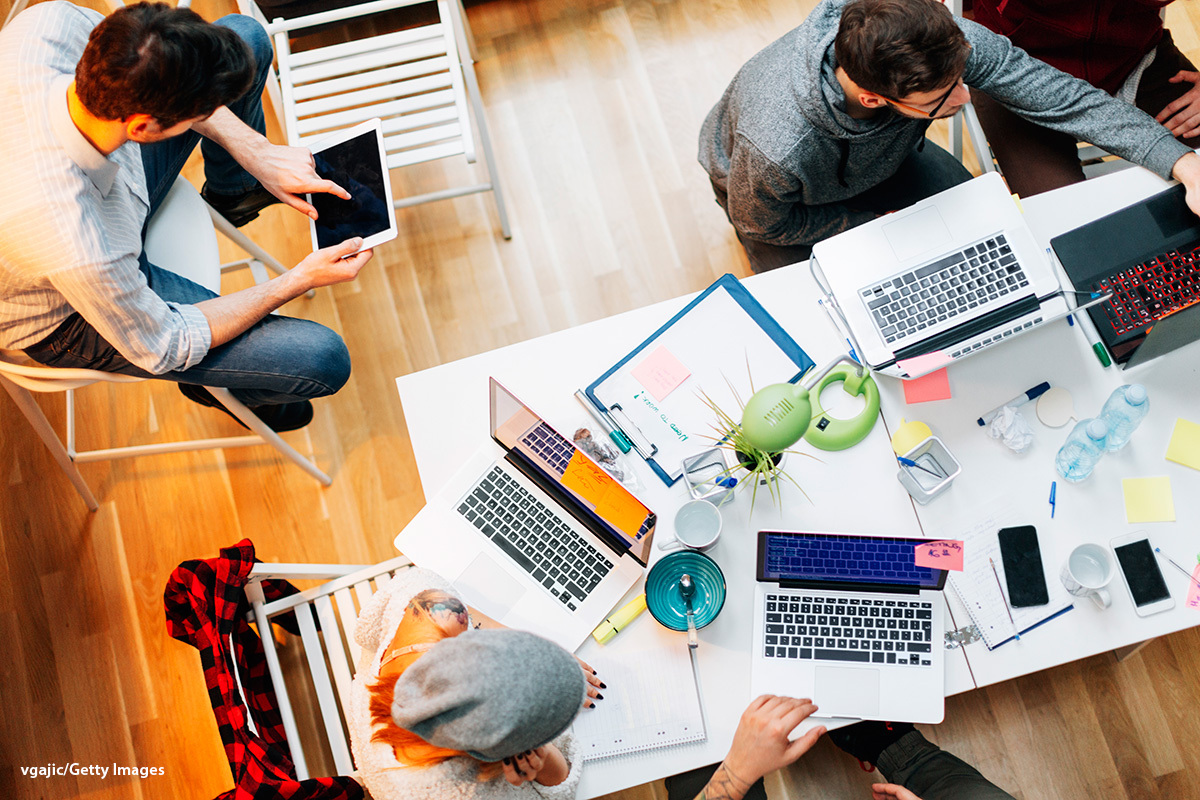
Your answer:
[27,15,351,407]
[717,141,973,274]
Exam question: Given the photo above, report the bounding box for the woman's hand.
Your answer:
[502,745,569,787]
[576,656,605,708]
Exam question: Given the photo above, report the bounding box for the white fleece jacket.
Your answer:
[347,567,583,800]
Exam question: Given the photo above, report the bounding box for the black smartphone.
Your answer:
[997,525,1050,607]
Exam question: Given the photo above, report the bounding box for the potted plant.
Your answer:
[698,376,817,511]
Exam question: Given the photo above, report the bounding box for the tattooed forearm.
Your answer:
[694,763,752,800]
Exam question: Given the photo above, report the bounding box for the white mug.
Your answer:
[658,499,722,552]
[1060,543,1114,610]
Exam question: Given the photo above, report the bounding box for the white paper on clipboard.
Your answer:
[592,287,809,482]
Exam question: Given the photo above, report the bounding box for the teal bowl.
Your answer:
[645,551,727,631]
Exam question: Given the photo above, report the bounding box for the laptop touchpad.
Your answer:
[459,553,526,615]
[883,206,951,262]
[815,666,881,718]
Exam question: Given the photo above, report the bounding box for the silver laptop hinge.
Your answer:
[944,625,982,649]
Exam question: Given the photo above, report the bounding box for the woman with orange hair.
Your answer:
[348,567,599,799]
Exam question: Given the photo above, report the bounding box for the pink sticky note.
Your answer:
[897,350,953,377]
[914,540,964,571]
[903,368,952,404]
[1187,563,1200,611]
[631,345,691,402]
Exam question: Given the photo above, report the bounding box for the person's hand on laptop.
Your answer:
[1170,152,1200,219]
[697,695,826,800]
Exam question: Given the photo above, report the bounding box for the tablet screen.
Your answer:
[311,130,391,249]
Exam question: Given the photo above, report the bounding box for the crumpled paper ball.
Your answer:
[987,405,1033,453]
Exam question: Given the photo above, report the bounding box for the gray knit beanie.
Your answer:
[390,629,584,762]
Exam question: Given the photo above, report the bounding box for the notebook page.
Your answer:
[941,501,1074,649]
[574,644,706,761]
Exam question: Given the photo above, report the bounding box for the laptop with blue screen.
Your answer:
[750,530,949,724]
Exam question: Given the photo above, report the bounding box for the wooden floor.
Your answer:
[3,0,1200,798]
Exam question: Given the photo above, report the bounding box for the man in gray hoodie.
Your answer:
[700,0,1200,273]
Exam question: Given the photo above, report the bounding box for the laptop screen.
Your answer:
[757,530,947,591]
[489,379,655,565]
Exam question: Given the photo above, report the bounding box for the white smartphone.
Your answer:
[1110,531,1175,617]
[306,118,397,253]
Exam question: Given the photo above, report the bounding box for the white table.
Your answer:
[393,164,1200,797]
[870,165,1200,690]
[395,267,974,798]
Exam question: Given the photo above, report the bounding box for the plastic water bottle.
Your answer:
[1099,384,1149,452]
[1054,418,1109,482]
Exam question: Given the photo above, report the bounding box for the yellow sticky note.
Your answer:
[1165,418,1200,471]
[1122,476,1176,523]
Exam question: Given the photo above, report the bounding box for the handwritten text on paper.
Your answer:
[914,540,965,571]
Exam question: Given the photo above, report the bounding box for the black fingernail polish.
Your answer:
[596,693,604,700]
[600,682,607,689]
[504,757,512,765]
[591,669,597,674]
[589,701,595,708]
[525,750,532,756]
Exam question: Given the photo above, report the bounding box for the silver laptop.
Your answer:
[394,378,656,652]
[750,530,948,724]
[812,172,1069,378]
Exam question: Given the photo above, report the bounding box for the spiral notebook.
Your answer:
[574,644,706,761]
[944,503,1073,650]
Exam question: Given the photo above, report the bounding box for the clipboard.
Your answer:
[585,274,814,486]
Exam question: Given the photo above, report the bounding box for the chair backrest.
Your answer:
[144,177,223,293]
[266,0,477,169]
[245,555,413,780]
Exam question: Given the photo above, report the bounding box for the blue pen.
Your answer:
[897,456,942,478]
[1049,481,1056,519]
[818,298,860,363]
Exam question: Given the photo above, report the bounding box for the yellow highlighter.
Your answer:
[592,593,647,645]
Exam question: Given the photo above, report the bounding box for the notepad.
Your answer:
[574,644,706,761]
[941,500,1073,649]
[1165,418,1200,471]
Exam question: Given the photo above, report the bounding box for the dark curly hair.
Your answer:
[75,3,254,129]
[835,0,970,100]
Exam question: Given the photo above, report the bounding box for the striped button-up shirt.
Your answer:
[0,2,211,373]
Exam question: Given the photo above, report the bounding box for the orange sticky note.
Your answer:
[631,345,691,402]
[1187,563,1200,611]
[561,451,647,537]
[914,540,964,571]
[903,368,951,404]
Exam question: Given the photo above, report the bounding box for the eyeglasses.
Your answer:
[880,80,963,118]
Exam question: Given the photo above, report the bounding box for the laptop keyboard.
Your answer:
[1091,246,1200,336]
[763,593,934,668]
[520,422,574,476]
[457,466,614,610]
[859,234,1029,344]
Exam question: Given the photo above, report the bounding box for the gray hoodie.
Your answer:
[698,0,1192,248]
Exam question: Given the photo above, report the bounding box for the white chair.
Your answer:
[249,0,511,239]
[0,177,332,512]
[244,555,413,779]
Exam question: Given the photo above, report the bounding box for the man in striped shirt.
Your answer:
[0,2,373,432]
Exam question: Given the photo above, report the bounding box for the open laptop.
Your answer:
[1051,183,1200,368]
[750,530,949,724]
[812,173,1069,379]
[394,378,656,652]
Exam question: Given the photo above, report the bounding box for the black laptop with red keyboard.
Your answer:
[1052,183,1200,366]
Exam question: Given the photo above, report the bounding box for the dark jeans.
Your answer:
[714,141,973,274]
[665,731,1014,800]
[26,15,351,408]
[972,30,1197,199]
